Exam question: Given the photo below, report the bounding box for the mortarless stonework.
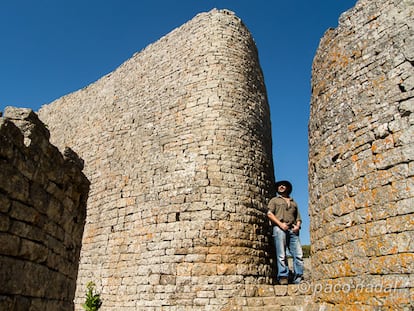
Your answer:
[309,0,413,309]
[26,1,413,309]
[0,108,89,311]
[38,9,276,310]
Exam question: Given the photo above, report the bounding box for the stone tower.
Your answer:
[38,9,275,310]
[309,0,413,309]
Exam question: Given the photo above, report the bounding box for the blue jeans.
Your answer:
[272,226,304,281]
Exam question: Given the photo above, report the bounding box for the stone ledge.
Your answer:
[223,284,313,310]
[244,284,312,297]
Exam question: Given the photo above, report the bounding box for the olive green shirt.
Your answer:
[268,196,301,226]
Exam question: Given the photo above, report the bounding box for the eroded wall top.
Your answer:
[0,107,89,310]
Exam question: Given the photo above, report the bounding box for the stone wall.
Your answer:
[309,0,413,309]
[39,9,276,310]
[0,108,89,310]
[28,1,414,310]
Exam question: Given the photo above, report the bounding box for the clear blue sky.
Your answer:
[0,0,357,245]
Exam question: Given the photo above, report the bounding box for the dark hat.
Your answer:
[275,180,292,195]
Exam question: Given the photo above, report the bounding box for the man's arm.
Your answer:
[292,203,302,233]
[267,211,289,231]
[292,220,301,233]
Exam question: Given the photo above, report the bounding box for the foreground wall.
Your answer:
[39,9,275,310]
[0,108,89,310]
[309,0,413,309]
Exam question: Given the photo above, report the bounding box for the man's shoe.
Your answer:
[279,278,288,285]
[292,276,302,284]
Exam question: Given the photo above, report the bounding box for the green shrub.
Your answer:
[302,245,311,258]
[81,281,102,311]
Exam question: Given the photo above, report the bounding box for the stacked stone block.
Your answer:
[39,9,275,310]
[0,107,89,310]
[309,0,413,309]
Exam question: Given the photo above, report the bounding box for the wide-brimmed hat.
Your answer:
[275,180,292,195]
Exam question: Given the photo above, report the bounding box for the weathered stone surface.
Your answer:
[39,9,276,310]
[309,0,413,309]
[1,0,410,310]
[0,108,89,310]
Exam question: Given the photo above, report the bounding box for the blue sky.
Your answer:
[0,0,357,245]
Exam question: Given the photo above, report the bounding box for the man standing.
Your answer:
[267,180,304,285]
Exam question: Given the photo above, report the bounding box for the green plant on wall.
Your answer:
[81,281,102,311]
[302,245,311,258]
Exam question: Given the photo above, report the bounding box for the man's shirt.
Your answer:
[267,196,301,226]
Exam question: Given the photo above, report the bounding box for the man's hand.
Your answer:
[267,211,290,232]
[291,224,300,234]
[279,223,290,231]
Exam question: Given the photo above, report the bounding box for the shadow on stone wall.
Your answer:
[0,107,90,311]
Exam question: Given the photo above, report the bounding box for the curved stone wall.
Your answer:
[309,0,413,308]
[39,9,275,309]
